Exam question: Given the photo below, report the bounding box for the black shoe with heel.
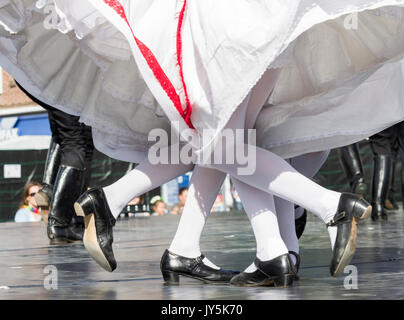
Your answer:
[229,254,295,287]
[74,188,117,272]
[160,249,239,284]
[328,193,371,277]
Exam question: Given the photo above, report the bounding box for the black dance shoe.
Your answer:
[229,254,295,287]
[74,188,117,272]
[48,224,83,244]
[289,251,300,279]
[160,249,239,284]
[328,193,371,277]
[294,206,307,239]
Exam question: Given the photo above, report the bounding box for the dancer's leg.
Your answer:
[232,178,288,263]
[168,166,226,261]
[168,69,281,260]
[275,150,331,253]
[202,72,341,246]
[104,156,193,219]
[209,145,340,244]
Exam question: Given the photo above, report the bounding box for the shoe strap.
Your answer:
[326,210,346,228]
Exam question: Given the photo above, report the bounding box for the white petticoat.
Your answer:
[1,0,404,162]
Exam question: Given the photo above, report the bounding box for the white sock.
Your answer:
[232,178,289,266]
[210,146,341,233]
[168,166,226,258]
[274,198,299,257]
[103,159,193,219]
[275,150,332,254]
[290,150,337,249]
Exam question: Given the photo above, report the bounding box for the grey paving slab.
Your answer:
[0,207,403,300]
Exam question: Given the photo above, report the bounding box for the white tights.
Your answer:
[169,69,339,272]
[103,69,340,271]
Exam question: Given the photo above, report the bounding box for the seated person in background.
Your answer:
[152,199,167,216]
[128,196,143,206]
[15,182,42,223]
[170,187,188,215]
[120,196,147,218]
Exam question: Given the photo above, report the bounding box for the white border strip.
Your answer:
[0,105,46,117]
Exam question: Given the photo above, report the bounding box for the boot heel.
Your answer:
[74,194,94,217]
[162,271,180,284]
[354,198,372,220]
[273,274,294,288]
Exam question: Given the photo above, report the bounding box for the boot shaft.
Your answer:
[48,165,85,227]
[338,144,367,194]
[42,139,62,186]
[372,155,391,204]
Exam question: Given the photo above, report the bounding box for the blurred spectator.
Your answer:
[170,187,188,215]
[14,182,42,223]
[120,196,150,218]
[152,200,167,216]
[232,186,243,211]
[212,194,224,212]
[128,196,143,205]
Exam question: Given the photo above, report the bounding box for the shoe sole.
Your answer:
[74,202,113,272]
[230,275,294,288]
[35,193,50,207]
[162,271,233,285]
[49,238,69,245]
[332,205,372,277]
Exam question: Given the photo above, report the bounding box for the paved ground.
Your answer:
[0,206,403,300]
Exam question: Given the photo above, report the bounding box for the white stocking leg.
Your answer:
[103,157,193,219]
[168,166,226,265]
[275,150,331,256]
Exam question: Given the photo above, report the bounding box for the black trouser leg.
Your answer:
[371,155,390,221]
[338,144,367,195]
[70,125,94,230]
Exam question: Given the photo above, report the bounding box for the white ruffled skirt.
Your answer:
[1,0,404,161]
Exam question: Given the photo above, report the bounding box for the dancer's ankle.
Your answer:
[167,246,221,270]
[322,191,341,225]
[102,187,122,220]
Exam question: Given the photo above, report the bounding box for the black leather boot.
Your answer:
[328,193,371,277]
[160,250,239,284]
[69,164,92,239]
[74,188,117,272]
[401,160,404,208]
[294,205,307,239]
[47,165,85,245]
[230,254,295,287]
[35,139,61,207]
[371,155,390,221]
[385,157,399,210]
[338,144,367,196]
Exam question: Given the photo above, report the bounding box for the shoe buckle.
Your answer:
[326,211,346,228]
